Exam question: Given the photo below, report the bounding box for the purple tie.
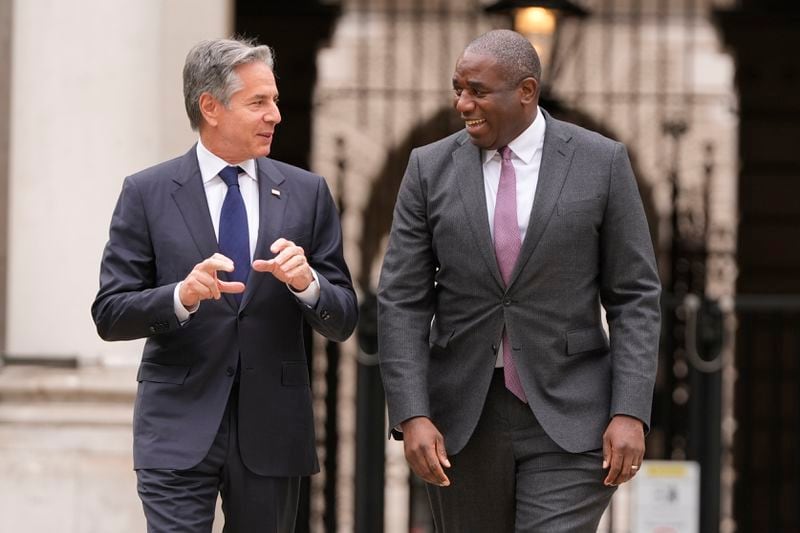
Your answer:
[493,146,527,403]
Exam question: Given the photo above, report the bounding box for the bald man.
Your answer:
[378,30,660,531]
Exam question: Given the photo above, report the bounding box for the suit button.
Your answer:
[320,309,331,320]
[226,367,235,377]
[503,298,512,307]
[149,326,157,333]
[492,344,498,353]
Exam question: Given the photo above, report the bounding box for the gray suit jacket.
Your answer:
[377,110,661,455]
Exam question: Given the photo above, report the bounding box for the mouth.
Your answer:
[464,118,486,131]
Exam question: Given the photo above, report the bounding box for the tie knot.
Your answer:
[500,146,513,161]
[219,166,242,187]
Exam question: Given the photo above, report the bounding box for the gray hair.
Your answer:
[464,29,541,86]
[183,37,275,131]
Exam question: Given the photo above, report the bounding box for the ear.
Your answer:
[199,92,220,128]
[519,77,539,105]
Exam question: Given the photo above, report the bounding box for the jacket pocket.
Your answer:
[557,197,605,216]
[137,361,191,384]
[565,326,609,356]
[282,361,310,386]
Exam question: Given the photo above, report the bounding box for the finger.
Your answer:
[436,435,451,470]
[602,433,611,470]
[406,447,437,485]
[271,246,304,268]
[270,238,294,254]
[275,254,306,273]
[604,451,624,486]
[190,271,220,300]
[185,278,214,302]
[425,446,449,486]
[218,281,245,294]
[251,259,275,273]
[200,257,235,273]
[618,454,635,484]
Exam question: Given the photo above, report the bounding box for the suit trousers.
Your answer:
[136,383,301,533]
[426,370,615,533]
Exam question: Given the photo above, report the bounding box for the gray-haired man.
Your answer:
[92,38,357,532]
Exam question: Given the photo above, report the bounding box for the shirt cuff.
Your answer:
[288,269,320,307]
[174,282,199,324]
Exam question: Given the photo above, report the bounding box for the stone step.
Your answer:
[0,364,136,404]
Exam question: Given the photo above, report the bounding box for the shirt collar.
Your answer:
[482,106,546,165]
[196,138,258,184]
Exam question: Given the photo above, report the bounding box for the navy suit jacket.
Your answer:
[92,146,357,476]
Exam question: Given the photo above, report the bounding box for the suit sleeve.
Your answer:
[377,149,437,433]
[91,177,181,341]
[600,142,662,430]
[298,176,358,342]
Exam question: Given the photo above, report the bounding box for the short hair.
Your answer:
[464,29,541,86]
[183,37,275,131]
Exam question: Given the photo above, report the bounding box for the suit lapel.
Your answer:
[171,146,220,263]
[171,146,241,311]
[452,135,504,289]
[508,111,575,288]
[240,157,288,310]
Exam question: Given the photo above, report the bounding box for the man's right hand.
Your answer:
[178,253,246,309]
[401,416,451,487]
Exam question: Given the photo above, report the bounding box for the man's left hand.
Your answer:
[602,414,645,486]
[252,238,314,292]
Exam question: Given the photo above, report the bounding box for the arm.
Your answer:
[254,176,357,342]
[91,177,179,341]
[91,178,243,341]
[599,142,662,485]
[377,149,437,432]
[377,151,450,486]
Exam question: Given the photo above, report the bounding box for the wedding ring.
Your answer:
[631,465,640,470]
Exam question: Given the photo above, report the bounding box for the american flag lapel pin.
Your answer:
[271,188,281,198]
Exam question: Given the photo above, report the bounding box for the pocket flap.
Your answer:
[137,362,190,384]
[557,197,604,215]
[566,327,609,355]
[282,361,310,386]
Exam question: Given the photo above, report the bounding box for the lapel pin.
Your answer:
[271,188,281,198]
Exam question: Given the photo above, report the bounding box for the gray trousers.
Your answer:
[427,370,615,532]
[136,383,300,533]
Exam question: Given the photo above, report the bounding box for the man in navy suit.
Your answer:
[92,38,357,532]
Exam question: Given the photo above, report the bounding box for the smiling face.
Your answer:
[452,51,538,150]
[198,61,281,163]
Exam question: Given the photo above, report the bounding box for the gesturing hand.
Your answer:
[179,253,246,309]
[602,414,645,486]
[252,238,314,292]
[401,416,451,487]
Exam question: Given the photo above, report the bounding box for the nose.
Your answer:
[454,92,474,113]
[265,102,281,124]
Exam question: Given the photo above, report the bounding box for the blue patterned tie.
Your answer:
[218,166,249,302]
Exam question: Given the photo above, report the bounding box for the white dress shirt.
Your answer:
[482,108,546,366]
[173,140,320,321]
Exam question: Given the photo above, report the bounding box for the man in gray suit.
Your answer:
[378,30,660,531]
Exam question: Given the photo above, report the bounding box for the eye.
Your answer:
[453,88,462,97]
[273,96,280,104]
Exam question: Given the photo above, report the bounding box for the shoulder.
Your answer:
[259,157,325,188]
[544,112,620,152]
[411,129,469,161]
[125,149,194,189]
